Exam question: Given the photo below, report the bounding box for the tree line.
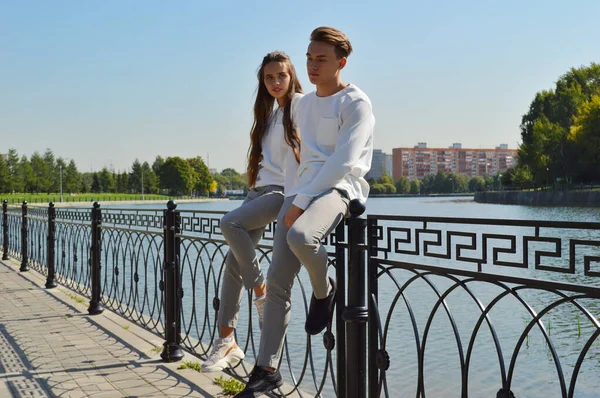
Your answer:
[368,171,501,195]
[0,148,250,197]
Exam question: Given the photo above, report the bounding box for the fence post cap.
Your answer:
[49,202,55,208]
[349,199,365,217]
[167,200,177,210]
[2,199,7,204]
[22,200,27,205]
[93,201,101,209]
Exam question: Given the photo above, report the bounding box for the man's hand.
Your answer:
[285,205,305,229]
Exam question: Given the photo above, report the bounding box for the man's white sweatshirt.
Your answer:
[288,84,375,209]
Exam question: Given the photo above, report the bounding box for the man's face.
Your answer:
[306,40,344,86]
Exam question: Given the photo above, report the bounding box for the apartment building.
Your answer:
[392,143,517,181]
[365,149,395,181]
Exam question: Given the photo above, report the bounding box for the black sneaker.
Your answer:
[234,366,283,397]
[305,277,337,335]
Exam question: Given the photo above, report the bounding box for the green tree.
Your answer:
[420,174,435,194]
[187,156,213,196]
[129,160,142,194]
[30,152,44,193]
[20,156,34,193]
[410,179,421,194]
[509,166,534,187]
[0,156,9,193]
[468,176,486,192]
[142,161,159,194]
[152,156,165,174]
[42,149,56,193]
[569,95,600,180]
[369,183,386,195]
[379,172,394,186]
[64,160,80,194]
[99,167,115,193]
[218,168,247,191]
[91,173,101,193]
[80,173,93,193]
[115,171,129,193]
[394,177,410,194]
[519,63,600,183]
[7,148,21,192]
[161,157,194,195]
[383,183,396,194]
[434,171,447,193]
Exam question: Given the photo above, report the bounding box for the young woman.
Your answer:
[201,51,303,372]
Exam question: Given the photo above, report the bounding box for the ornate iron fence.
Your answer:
[2,199,600,397]
[367,215,600,398]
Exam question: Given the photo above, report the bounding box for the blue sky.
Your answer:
[1,0,598,173]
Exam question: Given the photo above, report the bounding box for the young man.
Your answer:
[234,26,375,397]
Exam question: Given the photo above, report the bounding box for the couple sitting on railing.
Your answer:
[199,26,375,397]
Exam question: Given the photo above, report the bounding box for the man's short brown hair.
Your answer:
[310,26,353,59]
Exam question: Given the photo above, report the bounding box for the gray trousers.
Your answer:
[258,189,349,368]
[217,185,284,328]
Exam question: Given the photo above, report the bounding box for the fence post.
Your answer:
[45,202,57,288]
[88,202,104,315]
[161,200,184,362]
[2,200,8,260]
[20,201,29,272]
[343,199,368,398]
[368,218,385,398]
[335,221,347,398]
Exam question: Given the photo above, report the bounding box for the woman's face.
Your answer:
[263,61,291,104]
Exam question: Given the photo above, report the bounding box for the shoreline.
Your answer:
[474,190,600,207]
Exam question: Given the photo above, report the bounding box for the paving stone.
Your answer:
[0,261,227,398]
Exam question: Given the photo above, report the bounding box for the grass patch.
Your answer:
[150,346,162,354]
[177,361,202,372]
[60,289,85,304]
[176,362,245,394]
[214,376,245,396]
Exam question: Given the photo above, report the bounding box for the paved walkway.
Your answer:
[0,259,227,398]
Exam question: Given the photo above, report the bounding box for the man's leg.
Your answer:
[237,196,302,395]
[286,189,349,334]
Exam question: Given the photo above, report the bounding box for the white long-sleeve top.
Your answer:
[255,93,303,189]
[289,84,375,210]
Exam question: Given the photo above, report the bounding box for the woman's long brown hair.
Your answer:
[247,52,303,188]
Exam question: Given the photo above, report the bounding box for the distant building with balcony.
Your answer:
[392,143,517,181]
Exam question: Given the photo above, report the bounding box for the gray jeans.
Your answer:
[258,189,349,368]
[217,185,284,328]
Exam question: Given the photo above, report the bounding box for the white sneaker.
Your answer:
[201,339,245,372]
[254,296,266,330]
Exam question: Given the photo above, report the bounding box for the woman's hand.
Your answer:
[285,205,305,229]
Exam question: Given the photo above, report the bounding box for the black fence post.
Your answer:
[20,201,29,272]
[2,200,8,260]
[334,221,347,398]
[343,199,368,398]
[161,200,184,362]
[46,202,57,289]
[88,202,104,315]
[368,218,386,398]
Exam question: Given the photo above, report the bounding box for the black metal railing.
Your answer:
[1,200,599,397]
[366,215,600,398]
